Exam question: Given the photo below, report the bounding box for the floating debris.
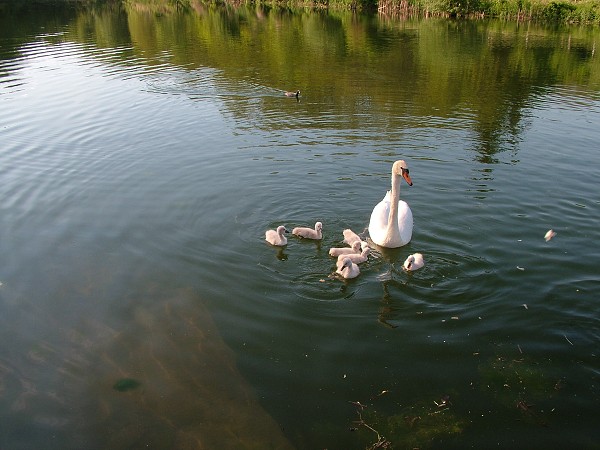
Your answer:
[113,378,141,392]
[434,395,451,408]
[544,229,557,242]
[563,334,574,346]
[517,266,525,271]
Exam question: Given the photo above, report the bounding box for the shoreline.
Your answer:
[1,0,599,25]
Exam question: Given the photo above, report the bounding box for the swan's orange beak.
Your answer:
[402,170,413,186]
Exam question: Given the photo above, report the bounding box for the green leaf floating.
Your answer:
[113,378,141,392]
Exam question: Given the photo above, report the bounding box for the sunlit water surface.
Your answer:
[1,4,599,449]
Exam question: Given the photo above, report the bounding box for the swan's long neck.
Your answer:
[386,172,401,241]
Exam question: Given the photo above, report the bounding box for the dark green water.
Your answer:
[1,2,599,449]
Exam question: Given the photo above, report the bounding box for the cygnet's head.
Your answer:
[277,225,288,235]
[403,253,424,271]
[315,222,323,232]
[340,257,352,269]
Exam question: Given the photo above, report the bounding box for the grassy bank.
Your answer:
[1,0,598,24]
[374,0,600,23]
[138,0,599,24]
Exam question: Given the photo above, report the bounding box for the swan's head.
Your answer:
[403,255,416,270]
[277,225,288,234]
[393,160,413,186]
[315,222,323,232]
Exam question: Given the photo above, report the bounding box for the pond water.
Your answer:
[1,2,599,449]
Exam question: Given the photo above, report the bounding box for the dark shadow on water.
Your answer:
[0,280,293,450]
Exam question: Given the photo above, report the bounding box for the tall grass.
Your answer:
[374,0,600,23]
[85,0,600,23]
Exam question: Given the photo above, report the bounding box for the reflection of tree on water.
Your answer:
[378,280,399,329]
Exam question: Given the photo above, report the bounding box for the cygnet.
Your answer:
[336,257,360,279]
[265,225,288,246]
[342,228,361,245]
[337,247,370,265]
[329,240,361,257]
[292,222,323,240]
[403,253,424,271]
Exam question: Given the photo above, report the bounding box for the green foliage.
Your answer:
[543,0,576,20]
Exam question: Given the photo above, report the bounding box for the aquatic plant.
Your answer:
[478,354,563,426]
[350,395,466,449]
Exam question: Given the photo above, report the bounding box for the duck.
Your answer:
[336,257,360,279]
[292,221,323,240]
[337,246,370,265]
[342,228,362,246]
[368,160,413,248]
[285,90,300,98]
[265,225,288,246]
[403,253,424,271]
[329,240,362,257]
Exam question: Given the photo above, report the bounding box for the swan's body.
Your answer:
[285,90,300,98]
[343,228,362,246]
[336,257,360,279]
[368,160,413,248]
[265,225,288,246]
[337,247,370,265]
[292,222,323,240]
[403,253,424,271]
[329,240,361,257]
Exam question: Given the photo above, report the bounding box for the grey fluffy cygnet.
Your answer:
[265,225,288,246]
[292,222,323,240]
[329,240,361,257]
[336,257,360,279]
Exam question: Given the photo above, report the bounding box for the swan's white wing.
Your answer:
[368,192,391,246]
[396,201,413,245]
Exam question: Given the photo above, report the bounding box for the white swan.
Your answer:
[337,246,370,265]
[292,222,323,240]
[329,240,361,257]
[343,228,362,245]
[265,225,288,246]
[368,160,413,248]
[403,253,424,271]
[336,257,360,279]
